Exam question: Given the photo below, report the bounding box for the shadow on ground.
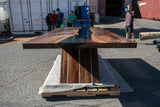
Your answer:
[44,58,160,107]
[97,16,160,39]
[0,35,38,44]
[108,58,160,107]
[99,16,125,24]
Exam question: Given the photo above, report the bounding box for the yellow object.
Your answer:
[34,19,41,21]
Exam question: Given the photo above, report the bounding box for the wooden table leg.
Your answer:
[60,48,100,83]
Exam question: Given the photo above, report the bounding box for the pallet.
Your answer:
[42,87,120,98]
[39,55,122,98]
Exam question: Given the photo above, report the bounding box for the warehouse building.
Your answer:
[90,0,140,17]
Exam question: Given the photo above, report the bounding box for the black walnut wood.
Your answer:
[23,27,137,49]
[60,48,100,83]
[23,27,137,84]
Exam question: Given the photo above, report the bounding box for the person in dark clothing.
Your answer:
[56,8,64,28]
[46,13,52,31]
[125,4,136,42]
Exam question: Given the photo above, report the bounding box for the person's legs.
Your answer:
[58,22,62,27]
[70,23,73,27]
[131,32,135,42]
[130,26,135,42]
[125,26,129,39]
[126,32,130,39]
[67,22,69,27]
[67,23,72,27]
[57,22,62,28]
[52,24,56,30]
[48,25,51,31]
[54,23,57,29]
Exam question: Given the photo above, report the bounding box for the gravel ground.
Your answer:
[0,18,160,107]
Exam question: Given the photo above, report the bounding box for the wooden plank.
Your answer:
[60,48,100,83]
[80,49,91,83]
[68,49,79,83]
[139,32,160,40]
[41,88,120,98]
[60,49,68,83]
[91,49,100,83]
[23,27,137,49]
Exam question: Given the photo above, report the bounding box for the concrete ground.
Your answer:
[0,17,160,107]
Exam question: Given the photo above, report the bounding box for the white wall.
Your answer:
[9,0,89,34]
[0,2,8,32]
[4,3,9,19]
[0,6,5,20]
[0,0,8,19]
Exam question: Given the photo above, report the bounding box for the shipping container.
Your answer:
[0,7,5,32]
[153,0,160,20]
[8,0,89,35]
[0,0,8,33]
[138,0,160,20]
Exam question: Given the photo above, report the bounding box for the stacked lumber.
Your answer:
[139,32,160,40]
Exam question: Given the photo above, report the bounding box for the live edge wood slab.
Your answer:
[23,27,137,49]
[23,27,136,94]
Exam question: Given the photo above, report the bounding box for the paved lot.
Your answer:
[0,18,160,107]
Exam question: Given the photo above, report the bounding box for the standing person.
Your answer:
[46,13,52,31]
[67,11,77,27]
[125,4,136,42]
[51,10,58,29]
[56,8,64,28]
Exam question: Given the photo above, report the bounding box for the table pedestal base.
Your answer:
[39,55,123,97]
[61,48,100,83]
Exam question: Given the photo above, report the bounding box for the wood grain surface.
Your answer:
[60,49,68,83]
[60,49,100,83]
[23,27,137,49]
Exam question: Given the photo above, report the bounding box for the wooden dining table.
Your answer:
[23,27,137,85]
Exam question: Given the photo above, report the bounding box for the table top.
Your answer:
[23,27,137,49]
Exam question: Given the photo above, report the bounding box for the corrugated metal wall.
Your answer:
[138,0,160,20]
[8,0,89,34]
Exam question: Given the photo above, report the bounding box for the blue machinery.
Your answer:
[74,6,92,39]
[74,6,91,27]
